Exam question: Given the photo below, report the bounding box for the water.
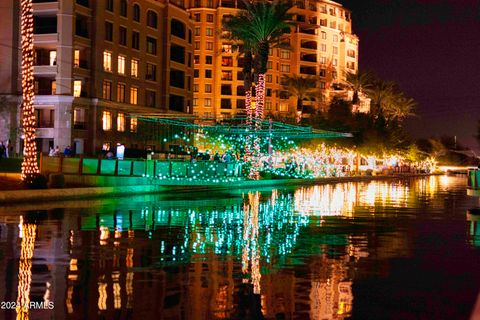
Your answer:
[1,176,480,319]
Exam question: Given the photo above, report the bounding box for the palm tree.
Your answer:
[20,0,40,182]
[241,0,293,120]
[382,93,416,122]
[366,79,396,118]
[345,70,374,105]
[282,75,318,122]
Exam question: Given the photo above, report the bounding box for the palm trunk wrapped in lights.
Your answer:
[20,0,39,181]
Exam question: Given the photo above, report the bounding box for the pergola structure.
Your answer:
[133,116,352,140]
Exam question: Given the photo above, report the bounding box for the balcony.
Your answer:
[298,26,316,35]
[301,40,317,50]
[33,0,59,13]
[300,53,317,63]
[300,66,316,75]
[34,65,56,75]
[34,17,57,34]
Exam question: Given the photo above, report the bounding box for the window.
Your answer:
[147,10,158,28]
[130,118,137,133]
[194,69,199,78]
[320,56,326,64]
[132,31,140,50]
[319,81,326,89]
[333,34,338,42]
[206,55,212,64]
[131,59,139,77]
[146,37,157,55]
[170,45,185,64]
[221,56,232,66]
[169,95,184,112]
[221,70,232,80]
[204,98,212,107]
[49,51,57,66]
[120,0,127,17]
[102,111,112,130]
[221,84,232,95]
[333,46,338,55]
[205,83,212,93]
[347,61,355,69]
[118,56,126,74]
[207,0,213,7]
[145,90,156,107]
[103,51,112,71]
[236,85,245,96]
[73,80,82,97]
[105,21,113,41]
[319,69,326,77]
[193,98,198,106]
[194,41,200,50]
[207,14,213,22]
[236,99,245,109]
[74,50,80,67]
[330,21,336,29]
[146,63,156,81]
[119,26,127,46]
[170,69,185,88]
[205,70,212,78]
[279,103,288,112]
[267,61,272,69]
[206,28,213,36]
[222,44,232,53]
[321,31,327,39]
[194,13,200,22]
[171,19,186,39]
[117,112,125,131]
[280,50,290,59]
[76,14,89,38]
[105,0,113,11]
[102,81,112,100]
[221,99,231,109]
[333,58,338,66]
[194,27,200,36]
[117,83,126,102]
[51,81,56,95]
[332,70,337,79]
[265,101,272,110]
[133,4,140,22]
[321,44,327,52]
[193,84,199,92]
[266,74,273,83]
[206,42,213,50]
[130,87,138,104]
[280,64,290,72]
[73,108,85,129]
[347,49,356,58]
[194,55,200,64]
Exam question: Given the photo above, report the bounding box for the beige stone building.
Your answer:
[0,0,194,155]
[188,0,359,119]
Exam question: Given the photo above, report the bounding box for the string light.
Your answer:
[16,217,36,320]
[20,0,39,181]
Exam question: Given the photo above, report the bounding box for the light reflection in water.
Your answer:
[6,176,464,319]
[16,217,36,320]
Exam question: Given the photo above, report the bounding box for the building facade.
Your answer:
[0,0,194,156]
[188,0,359,119]
[0,0,358,156]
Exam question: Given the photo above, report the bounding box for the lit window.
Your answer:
[193,98,198,106]
[320,56,326,64]
[49,51,57,66]
[74,50,80,67]
[130,87,138,105]
[194,27,200,36]
[206,42,213,50]
[266,74,272,83]
[117,83,125,102]
[103,51,112,71]
[222,44,232,53]
[280,64,290,72]
[205,84,212,93]
[117,112,125,132]
[194,41,200,50]
[118,56,126,74]
[102,111,112,131]
[102,80,112,100]
[193,84,199,92]
[204,98,211,107]
[73,80,82,97]
[206,28,213,36]
[279,103,288,112]
[131,59,139,77]
[280,50,290,59]
[51,80,56,95]
[130,118,137,133]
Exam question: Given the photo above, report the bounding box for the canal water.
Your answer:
[1,175,480,319]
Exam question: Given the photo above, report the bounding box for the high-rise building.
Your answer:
[188,0,359,119]
[0,0,358,156]
[0,0,193,155]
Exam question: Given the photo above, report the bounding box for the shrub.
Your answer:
[48,173,65,188]
[23,173,48,189]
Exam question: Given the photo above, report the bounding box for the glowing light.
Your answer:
[20,0,39,182]
[16,217,36,320]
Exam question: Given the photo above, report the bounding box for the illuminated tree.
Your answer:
[20,0,40,181]
[344,70,374,105]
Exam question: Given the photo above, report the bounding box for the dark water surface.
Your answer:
[1,176,480,320]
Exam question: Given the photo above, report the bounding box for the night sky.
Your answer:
[337,0,480,152]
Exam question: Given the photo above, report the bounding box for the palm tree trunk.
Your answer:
[244,89,252,165]
[20,0,39,181]
[251,73,266,179]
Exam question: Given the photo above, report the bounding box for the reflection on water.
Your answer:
[1,176,480,319]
